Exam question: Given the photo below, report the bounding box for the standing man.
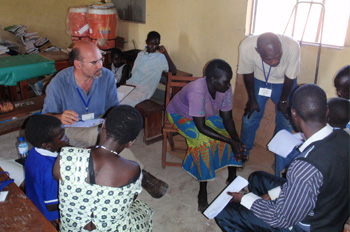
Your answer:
[215,84,349,231]
[238,32,300,158]
[42,41,119,147]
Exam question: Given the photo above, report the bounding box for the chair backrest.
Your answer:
[165,73,201,108]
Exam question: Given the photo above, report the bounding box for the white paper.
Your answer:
[117,85,135,101]
[267,129,303,158]
[64,118,104,128]
[0,191,9,202]
[203,176,248,219]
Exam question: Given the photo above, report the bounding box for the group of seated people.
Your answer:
[1,30,349,231]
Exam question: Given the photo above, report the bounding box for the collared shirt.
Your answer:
[42,67,119,119]
[237,34,300,84]
[166,77,233,120]
[241,124,333,228]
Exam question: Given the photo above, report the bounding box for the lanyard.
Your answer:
[262,59,272,86]
[0,171,14,191]
[76,88,91,113]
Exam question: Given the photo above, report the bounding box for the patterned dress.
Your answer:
[166,77,242,181]
[58,147,153,232]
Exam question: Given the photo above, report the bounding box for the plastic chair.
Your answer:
[161,73,201,168]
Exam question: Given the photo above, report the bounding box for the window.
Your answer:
[248,0,350,47]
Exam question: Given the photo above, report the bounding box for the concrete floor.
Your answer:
[0,129,274,232]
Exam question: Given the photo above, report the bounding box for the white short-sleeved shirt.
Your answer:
[237,34,300,84]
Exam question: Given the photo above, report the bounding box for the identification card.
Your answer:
[82,113,95,121]
[258,87,272,97]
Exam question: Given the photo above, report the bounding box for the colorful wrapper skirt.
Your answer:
[168,113,242,181]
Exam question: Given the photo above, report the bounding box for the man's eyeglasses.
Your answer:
[79,57,105,66]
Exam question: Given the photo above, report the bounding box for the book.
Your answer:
[117,85,135,102]
[267,129,304,158]
[203,176,249,219]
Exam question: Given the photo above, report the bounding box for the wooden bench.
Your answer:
[135,99,164,145]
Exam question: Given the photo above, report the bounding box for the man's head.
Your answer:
[69,41,104,79]
[291,84,327,132]
[256,32,282,67]
[205,59,233,93]
[103,105,143,146]
[334,65,350,99]
[111,48,124,68]
[25,115,69,152]
[145,31,161,53]
[327,97,350,129]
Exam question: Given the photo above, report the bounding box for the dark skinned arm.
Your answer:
[243,73,260,119]
[158,46,177,75]
[277,76,295,119]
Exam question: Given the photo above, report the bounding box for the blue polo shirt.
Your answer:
[25,147,59,221]
[42,67,119,118]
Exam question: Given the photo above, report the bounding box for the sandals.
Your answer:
[0,100,14,114]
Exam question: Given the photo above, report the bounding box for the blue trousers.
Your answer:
[275,146,302,177]
[240,78,297,156]
[215,171,308,232]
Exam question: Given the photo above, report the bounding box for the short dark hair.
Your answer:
[334,65,350,84]
[68,47,81,65]
[291,84,327,123]
[327,97,350,128]
[205,59,233,79]
[24,115,62,148]
[146,31,161,42]
[104,105,143,145]
[111,48,123,59]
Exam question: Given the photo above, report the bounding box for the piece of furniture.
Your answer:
[0,166,57,231]
[0,96,44,136]
[161,74,201,168]
[0,51,70,102]
[135,99,164,145]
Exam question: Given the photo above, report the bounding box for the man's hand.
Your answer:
[59,110,79,125]
[261,193,271,201]
[244,99,260,119]
[227,192,244,203]
[158,45,167,54]
[277,100,290,120]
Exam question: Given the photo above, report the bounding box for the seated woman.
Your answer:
[121,31,177,107]
[110,48,131,87]
[166,59,245,212]
[53,105,153,231]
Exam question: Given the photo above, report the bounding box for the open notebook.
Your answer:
[203,176,248,219]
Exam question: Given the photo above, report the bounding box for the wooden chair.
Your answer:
[161,73,201,168]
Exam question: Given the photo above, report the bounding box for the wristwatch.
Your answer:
[279,100,288,104]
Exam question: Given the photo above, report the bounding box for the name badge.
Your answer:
[258,87,272,97]
[82,113,95,121]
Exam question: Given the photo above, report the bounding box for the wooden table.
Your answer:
[0,166,57,231]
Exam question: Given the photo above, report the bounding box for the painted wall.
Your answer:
[0,0,349,98]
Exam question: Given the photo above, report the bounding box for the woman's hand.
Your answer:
[229,140,247,162]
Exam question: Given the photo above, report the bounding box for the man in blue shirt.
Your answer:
[42,41,119,147]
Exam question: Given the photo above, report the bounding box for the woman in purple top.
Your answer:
[166,59,245,212]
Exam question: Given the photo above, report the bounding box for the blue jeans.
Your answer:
[240,78,297,155]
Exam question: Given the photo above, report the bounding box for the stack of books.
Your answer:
[4,24,60,54]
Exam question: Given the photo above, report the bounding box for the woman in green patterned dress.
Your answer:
[53,105,153,231]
